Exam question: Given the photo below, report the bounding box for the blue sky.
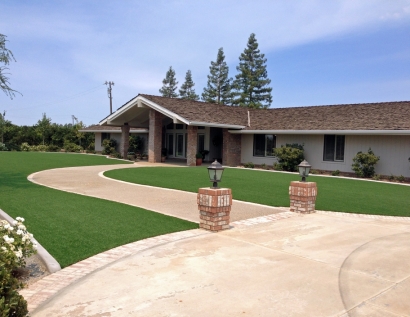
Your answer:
[1,1,410,126]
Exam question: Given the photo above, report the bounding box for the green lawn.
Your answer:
[105,166,410,217]
[0,152,197,267]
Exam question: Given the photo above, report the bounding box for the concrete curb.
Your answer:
[0,208,61,273]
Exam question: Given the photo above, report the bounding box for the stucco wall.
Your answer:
[241,134,410,177]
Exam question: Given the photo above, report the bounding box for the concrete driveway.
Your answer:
[24,163,410,316]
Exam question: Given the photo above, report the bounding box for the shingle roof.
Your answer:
[247,101,410,130]
[140,94,249,127]
[104,94,410,131]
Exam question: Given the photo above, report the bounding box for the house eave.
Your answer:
[228,129,410,135]
[79,129,149,133]
[189,121,246,129]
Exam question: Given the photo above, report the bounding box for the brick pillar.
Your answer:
[197,188,232,232]
[222,129,241,166]
[120,123,130,159]
[289,181,318,213]
[187,126,198,166]
[148,109,163,163]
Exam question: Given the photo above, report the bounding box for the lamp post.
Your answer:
[289,159,317,213]
[207,160,225,188]
[298,160,311,182]
[198,160,231,232]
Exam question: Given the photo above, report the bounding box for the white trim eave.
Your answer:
[228,129,410,135]
[189,121,246,129]
[99,96,190,126]
[79,129,149,133]
[138,96,190,125]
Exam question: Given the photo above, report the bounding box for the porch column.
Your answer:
[148,109,163,163]
[222,129,241,166]
[120,123,130,159]
[187,126,198,166]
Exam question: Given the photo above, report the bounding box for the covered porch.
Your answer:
[99,95,243,166]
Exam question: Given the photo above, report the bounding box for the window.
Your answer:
[198,126,205,130]
[323,135,345,161]
[253,134,276,157]
[101,133,110,146]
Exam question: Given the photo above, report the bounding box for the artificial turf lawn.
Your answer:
[0,152,198,268]
[105,166,410,217]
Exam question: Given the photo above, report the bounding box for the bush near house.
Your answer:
[273,143,304,172]
[352,148,380,178]
[102,139,117,155]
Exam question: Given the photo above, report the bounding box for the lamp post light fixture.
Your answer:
[298,160,311,182]
[207,160,225,188]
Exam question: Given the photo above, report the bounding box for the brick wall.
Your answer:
[222,129,241,166]
[187,126,198,166]
[197,188,232,232]
[289,181,317,213]
[120,124,130,159]
[148,110,163,163]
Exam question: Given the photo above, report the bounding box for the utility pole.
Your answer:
[105,81,114,114]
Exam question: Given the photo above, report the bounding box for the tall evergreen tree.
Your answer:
[232,33,272,109]
[179,70,199,100]
[159,66,178,98]
[202,47,233,105]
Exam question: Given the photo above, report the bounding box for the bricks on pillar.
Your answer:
[187,126,198,166]
[120,124,130,159]
[197,188,232,232]
[289,181,318,214]
[222,129,241,166]
[148,110,163,163]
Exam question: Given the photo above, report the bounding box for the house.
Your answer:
[92,94,410,177]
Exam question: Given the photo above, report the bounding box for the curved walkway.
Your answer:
[22,163,410,316]
[28,162,288,223]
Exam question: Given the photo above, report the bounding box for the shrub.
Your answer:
[372,174,381,180]
[64,141,83,153]
[5,142,20,152]
[102,139,117,155]
[20,143,30,152]
[273,143,304,172]
[0,217,37,317]
[260,163,267,170]
[331,170,340,176]
[34,145,48,152]
[195,153,203,159]
[397,175,405,182]
[110,151,122,159]
[244,162,255,168]
[46,144,60,152]
[352,148,380,178]
[0,142,8,151]
[272,162,283,171]
[128,136,143,153]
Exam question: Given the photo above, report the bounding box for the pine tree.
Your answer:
[202,48,233,105]
[159,66,178,98]
[179,70,199,100]
[232,33,272,109]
